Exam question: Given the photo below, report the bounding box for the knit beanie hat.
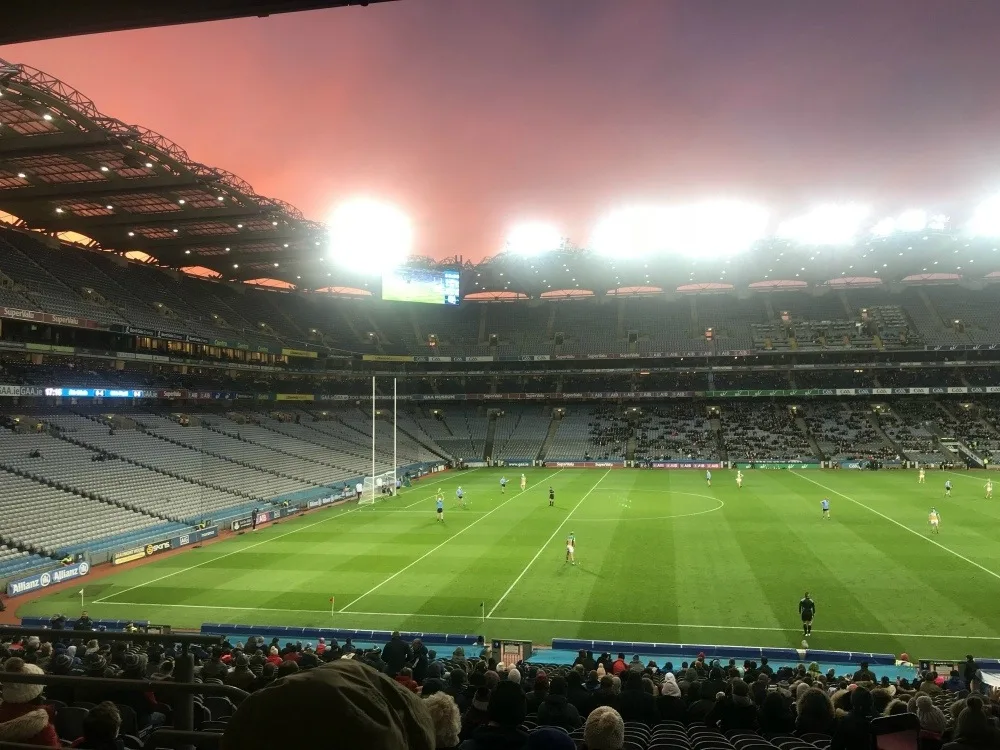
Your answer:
[2,657,45,703]
[915,695,947,735]
[487,681,527,727]
[223,660,434,750]
[507,667,521,685]
[660,673,681,698]
[527,727,575,750]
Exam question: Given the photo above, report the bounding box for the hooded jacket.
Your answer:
[0,703,61,748]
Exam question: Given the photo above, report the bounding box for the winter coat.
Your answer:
[0,703,60,748]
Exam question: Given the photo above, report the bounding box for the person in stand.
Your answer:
[251,509,260,532]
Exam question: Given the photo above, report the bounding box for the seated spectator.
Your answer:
[222,660,434,750]
[686,681,717,724]
[460,682,528,750]
[655,674,686,724]
[616,672,658,726]
[945,669,965,692]
[915,695,947,740]
[831,685,873,750]
[395,667,419,693]
[537,675,582,731]
[919,672,943,695]
[757,691,794,736]
[584,706,624,750]
[525,673,548,715]
[72,702,123,750]
[565,670,591,715]
[706,678,757,733]
[460,688,491,741]
[424,693,461,750]
[225,653,254,691]
[943,696,1000,750]
[587,675,619,715]
[796,687,835,735]
[0,657,60,747]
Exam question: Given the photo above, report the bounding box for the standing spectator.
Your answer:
[424,693,461,750]
[584,707,624,750]
[0,657,60,747]
[72,702,123,750]
[831,686,873,750]
[536,676,582,731]
[963,655,978,691]
[382,632,413,677]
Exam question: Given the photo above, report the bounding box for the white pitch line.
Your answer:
[94,473,476,604]
[338,470,566,612]
[94,602,1000,641]
[792,471,1000,585]
[487,469,611,618]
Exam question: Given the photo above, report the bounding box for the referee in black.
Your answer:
[799,592,815,637]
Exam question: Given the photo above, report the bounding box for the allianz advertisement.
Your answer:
[7,561,90,597]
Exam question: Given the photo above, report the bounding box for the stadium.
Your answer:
[2,3,1000,749]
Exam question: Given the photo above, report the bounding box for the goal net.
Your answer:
[359,470,397,505]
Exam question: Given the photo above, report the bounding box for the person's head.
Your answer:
[487,682,527,728]
[956,695,993,742]
[599,675,614,692]
[871,688,892,715]
[761,691,788,717]
[660,673,681,698]
[884,699,908,716]
[730,678,749,701]
[422,693,460,749]
[507,668,521,685]
[222,661,434,750]
[584,706,625,750]
[1,657,45,704]
[797,687,834,723]
[851,686,873,716]
[548,675,568,696]
[82,702,122,743]
[914,695,946,734]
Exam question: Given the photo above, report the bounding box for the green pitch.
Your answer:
[18,468,1000,658]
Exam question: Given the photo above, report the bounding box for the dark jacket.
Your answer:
[381,637,413,676]
[655,695,686,724]
[536,695,582,731]
[459,724,529,750]
[617,688,659,726]
[706,697,758,733]
[587,690,619,716]
[831,711,872,750]
[525,689,548,715]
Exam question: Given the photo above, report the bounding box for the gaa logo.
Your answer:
[79,562,90,575]
[233,521,240,531]
[40,572,51,587]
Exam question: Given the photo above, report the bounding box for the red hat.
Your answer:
[697,652,705,660]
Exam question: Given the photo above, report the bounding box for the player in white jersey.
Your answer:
[986,479,993,499]
[918,467,925,483]
[706,470,712,487]
[736,470,743,489]
[565,532,576,564]
[520,473,527,491]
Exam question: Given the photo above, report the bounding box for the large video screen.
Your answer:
[382,267,460,305]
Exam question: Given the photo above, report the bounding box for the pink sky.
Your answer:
[5,0,1000,262]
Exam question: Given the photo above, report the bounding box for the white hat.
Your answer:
[2,658,45,703]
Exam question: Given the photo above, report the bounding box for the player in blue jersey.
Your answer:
[500,476,508,494]
[456,486,465,507]
[436,496,444,522]
[945,480,952,497]
[821,498,830,519]
[706,469,712,487]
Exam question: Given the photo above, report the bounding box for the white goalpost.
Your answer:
[358,377,398,506]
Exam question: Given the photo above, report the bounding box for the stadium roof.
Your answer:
[1,1,398,45]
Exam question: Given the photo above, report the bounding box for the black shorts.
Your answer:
[801,612,813,622]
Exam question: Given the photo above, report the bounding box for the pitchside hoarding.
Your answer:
[6,561,90,597]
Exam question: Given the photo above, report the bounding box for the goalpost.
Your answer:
[358,377,398,506]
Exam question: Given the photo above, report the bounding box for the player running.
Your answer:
[706,469,712,487]
[436,495,444,522]
[566,532,576,564]
[918,467,926,484]
[456,486,465,508]
[799,592,816,637]
[736,470,743,489]
[929,507,941,534]
[945,480,952,497]
[520,473,527,491]
[821,497,830,519]
[548,486,555,507]
[986,479,993,499]
[500,476,508,494]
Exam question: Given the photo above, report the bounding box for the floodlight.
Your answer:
[666,200,769,258]
[896,209,927,233]
[505,221,562,256]
[591,206,671,258]
[872,217,896,237]
[327,198,413,273]
[777,203,869,246]
[968,196,1000,238]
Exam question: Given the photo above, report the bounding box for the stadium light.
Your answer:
[327,198,413,274]
[665,200,769,258]
[872,209,932,237]
[591,206,671,258]
[968,195,1000,238]
[504,221,562,256]
[777,203,869,245]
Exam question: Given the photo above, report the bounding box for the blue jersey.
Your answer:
[500,477,507,486]
[456,488,463,498]
[436,499,443,511]
[821,499,830,510]
[945,481,952,490]
[706,471,712,480]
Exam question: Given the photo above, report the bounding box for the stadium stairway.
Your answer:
[482,412,497,461]
[794,412,825,460]
[866,409,905,458]
[536,411,561,462]
[241,418,366,471]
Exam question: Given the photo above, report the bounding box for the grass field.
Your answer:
[17,467,1000,658]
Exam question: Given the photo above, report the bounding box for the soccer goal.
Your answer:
[359,470,397,505]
